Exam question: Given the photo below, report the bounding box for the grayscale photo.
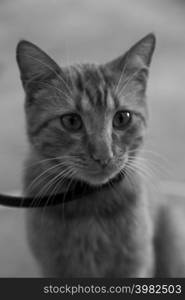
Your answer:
[0,0,185,280]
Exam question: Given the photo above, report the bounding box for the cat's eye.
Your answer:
[113,111,132,130]
[60,113,82,131]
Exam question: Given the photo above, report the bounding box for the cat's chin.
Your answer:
[77,170,121,187]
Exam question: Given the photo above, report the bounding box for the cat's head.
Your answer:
[16,34,155,186]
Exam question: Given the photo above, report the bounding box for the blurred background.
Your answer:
[0,0,185,276]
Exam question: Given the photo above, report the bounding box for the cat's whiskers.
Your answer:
[29,167,70,205]
[135,157,168,179]
[26,168,75,201]
[30,166,75,208]
[24,154,81,169]
[128,149,171,177]
[40,168,77,223]
[130,156,157,177]
[120,167,136,189]
[125,157,161,195]
[125,163,148,186]
[127,162,161,196]
[127,157,154,179]
[37,167,74,198]
[25,160,78,195]
[61,174,76,205]
[129,148,171,166]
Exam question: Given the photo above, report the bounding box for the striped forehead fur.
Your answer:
[69,64,116,112]
[29,64,113,110]
[25,61,147,134]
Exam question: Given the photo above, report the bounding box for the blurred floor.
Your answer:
[0,0,185,277]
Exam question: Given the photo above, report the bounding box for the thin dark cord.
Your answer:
[0,172,124,208]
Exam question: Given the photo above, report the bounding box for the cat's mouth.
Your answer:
[66,168,125,192]
[78,166,124,187]
[80,155,130,186]
[75,157,128,186]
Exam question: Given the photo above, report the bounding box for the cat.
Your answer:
[16,33,185,277]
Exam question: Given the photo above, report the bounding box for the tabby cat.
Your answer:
[16,33,185,277]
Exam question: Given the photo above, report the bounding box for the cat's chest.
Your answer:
[27,203,152,277]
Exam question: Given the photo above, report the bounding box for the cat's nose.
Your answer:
[88,137,113,168]
[91,153,113,168]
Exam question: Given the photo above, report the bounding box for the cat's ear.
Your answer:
[16,40,61,88]
[104,33,156,85]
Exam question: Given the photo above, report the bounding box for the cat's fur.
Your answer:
[16,34,185,277]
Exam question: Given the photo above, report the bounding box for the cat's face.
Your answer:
[16,34,155,186]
